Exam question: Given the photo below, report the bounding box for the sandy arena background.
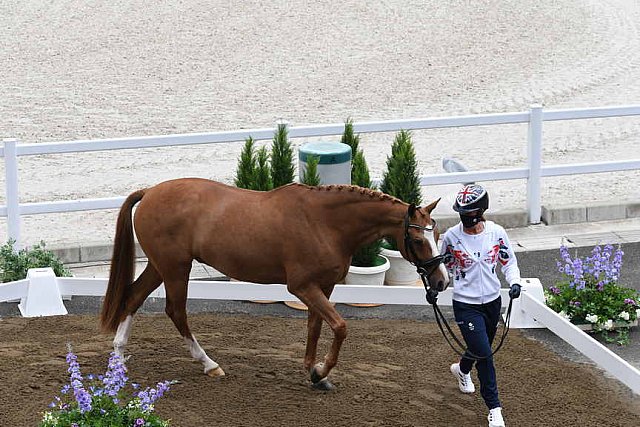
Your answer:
[1,0,640,247]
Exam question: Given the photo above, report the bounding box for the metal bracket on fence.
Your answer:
[18,268,67,317]
[505,278,546,328]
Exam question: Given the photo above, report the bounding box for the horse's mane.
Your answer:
[279,182,404,204]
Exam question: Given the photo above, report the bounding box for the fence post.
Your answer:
[526,106,543,224]
[3,138,21,248]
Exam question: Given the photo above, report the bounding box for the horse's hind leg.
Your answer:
[163,266,225,378]
[113,263,163,358]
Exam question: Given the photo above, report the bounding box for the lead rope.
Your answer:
[420,273,514,361]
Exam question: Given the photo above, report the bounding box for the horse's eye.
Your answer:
[412,239,424,245]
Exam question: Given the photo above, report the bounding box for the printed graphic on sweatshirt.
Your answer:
[484,238,510,266]
[444,244,472,280]
[445,237,511,281]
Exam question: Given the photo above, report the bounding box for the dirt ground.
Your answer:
[1,313,639,427]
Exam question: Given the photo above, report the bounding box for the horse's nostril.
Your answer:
[437,281,445,291]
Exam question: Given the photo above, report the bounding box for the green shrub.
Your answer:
[0,239,71,282]
[341,117,361,183]
[234,137,258,190]
[380,130,422,250]
[344,121,382,267]
[270,123,295,188]
[234,125,295,192]
[352,150,373,190]
[301,155,321,186]
[254,146,274,191]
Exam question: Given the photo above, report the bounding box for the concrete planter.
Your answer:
[380,248,420,287]
[344,255,390,307]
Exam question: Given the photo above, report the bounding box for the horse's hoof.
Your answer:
[206,367,225,378]
[311,378,336,392]
[310,365,324,384]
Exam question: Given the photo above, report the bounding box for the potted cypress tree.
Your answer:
[341,120,390,296]
[234,137,258,189]
[271,122,295,188]
[379,130,422,286]
[300,155,321,186]
[281,154,323,311]
[234,133,290,303]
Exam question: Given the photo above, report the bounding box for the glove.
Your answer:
[426,288,439,305]
[509,283,522,299]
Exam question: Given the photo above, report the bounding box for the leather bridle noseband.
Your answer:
[403,209,444,285]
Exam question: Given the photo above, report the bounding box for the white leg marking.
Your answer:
[113,315,134,358]
[184,335,219,374]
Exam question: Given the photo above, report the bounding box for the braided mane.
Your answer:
[287,182,404,204]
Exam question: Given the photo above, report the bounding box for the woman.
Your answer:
[440,184,522,427]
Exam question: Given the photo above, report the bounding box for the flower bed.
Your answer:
[545,244,640,345]
[40,347,175,427]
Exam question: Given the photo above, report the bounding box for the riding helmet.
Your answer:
[452,184,489,214]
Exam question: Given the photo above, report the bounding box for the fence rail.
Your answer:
[3,104,640,247]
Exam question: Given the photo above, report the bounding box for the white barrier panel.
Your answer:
[18,268,67,317]
[0,279,29,302]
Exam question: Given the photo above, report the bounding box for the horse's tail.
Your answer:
[100,189,146,333]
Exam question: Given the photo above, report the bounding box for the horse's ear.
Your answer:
[408,203,417,217]
[424,198,440,214]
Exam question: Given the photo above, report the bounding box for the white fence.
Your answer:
[3,104,640,247]
[1,270,638,395]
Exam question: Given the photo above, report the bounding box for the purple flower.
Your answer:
[624,298,636,305]
[136,380,173,412]
[102,352,128,400]
[549,286,561,295]
[66,351,92,413]
[135,418,145,426]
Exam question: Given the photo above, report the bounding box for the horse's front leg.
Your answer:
[295,286,347,391]
[303,309,323,371]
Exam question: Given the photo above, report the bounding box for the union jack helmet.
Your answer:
[453,184,489,213]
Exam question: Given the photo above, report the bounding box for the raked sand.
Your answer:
[1,0,640,248]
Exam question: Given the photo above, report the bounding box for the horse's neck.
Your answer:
[318,192,405,249]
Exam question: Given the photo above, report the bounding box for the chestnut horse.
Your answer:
[100,178,449,390]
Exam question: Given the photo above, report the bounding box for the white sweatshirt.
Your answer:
[440,220,521,305]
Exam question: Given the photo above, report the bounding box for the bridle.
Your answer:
[404,206,513,361]
[402,210,444,282]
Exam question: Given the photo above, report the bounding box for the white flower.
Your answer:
[619,311,630,321]
[603,319,614,330]
[636,308,640,319]
[559,311,572,321]
[585,314,599,323]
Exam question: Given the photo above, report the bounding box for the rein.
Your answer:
[420,272,515,361]
[403,208,513,361]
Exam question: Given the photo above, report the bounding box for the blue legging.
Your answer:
[453,297,502,410]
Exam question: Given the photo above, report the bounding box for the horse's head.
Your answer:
[399,200,450,291]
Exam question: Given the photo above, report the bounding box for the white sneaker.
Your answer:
[450,363,475,393]
[488,407,505,427]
